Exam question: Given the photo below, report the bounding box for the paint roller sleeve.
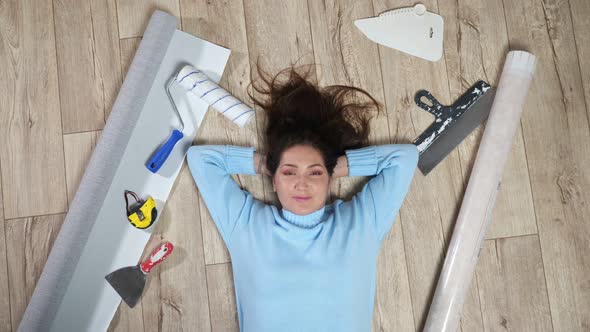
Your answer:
[176,65,254,127]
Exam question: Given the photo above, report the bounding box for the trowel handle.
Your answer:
[147,129,183,173]
[140,242,174,274]
[415,90,444,117]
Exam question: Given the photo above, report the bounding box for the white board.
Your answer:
[48,30,230,332]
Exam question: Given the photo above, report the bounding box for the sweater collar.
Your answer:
[280,206,326,228]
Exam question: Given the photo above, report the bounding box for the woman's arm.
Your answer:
[346,144,419,241]
[187,145,257,246]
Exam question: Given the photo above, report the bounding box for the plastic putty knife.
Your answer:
[413,80,495,175]
[354,4,444,62]
[105,242,174,307]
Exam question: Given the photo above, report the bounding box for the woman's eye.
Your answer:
[283,171,295,176]
[311,171,323,176]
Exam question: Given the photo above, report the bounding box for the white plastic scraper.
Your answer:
[354,4,444,62]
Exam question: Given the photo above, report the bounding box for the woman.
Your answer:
[187,66,418,331]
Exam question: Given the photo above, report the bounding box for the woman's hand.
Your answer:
[332,155,349,178]
[254,152,271,176]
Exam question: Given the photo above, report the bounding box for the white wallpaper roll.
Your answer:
[423,51,537,332]
[176,65,254,127]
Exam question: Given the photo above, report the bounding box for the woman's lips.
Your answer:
[293,196,311,202]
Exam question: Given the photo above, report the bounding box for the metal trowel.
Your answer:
[413,80,495,175]
[105,242,174,307]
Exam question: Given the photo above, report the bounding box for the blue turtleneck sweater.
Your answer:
[187,144,418,332]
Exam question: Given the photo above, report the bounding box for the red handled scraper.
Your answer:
[105,242,174,308]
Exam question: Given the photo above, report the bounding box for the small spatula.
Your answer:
[105,242,174,308]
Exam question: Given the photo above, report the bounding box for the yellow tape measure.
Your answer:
[124,190,157,229]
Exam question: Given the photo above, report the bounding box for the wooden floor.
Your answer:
[1,0,589,331]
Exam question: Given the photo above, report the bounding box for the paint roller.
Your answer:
[147,65,254,173]
[423,51,537,332]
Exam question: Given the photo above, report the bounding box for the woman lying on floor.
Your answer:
[187,65,418,332]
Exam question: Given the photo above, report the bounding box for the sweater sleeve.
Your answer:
[186,145,256,246]
[345,144,419,241]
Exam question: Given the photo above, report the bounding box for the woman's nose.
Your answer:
[294,176,309,189]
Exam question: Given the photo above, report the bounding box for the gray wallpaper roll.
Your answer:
[17,11,178,332]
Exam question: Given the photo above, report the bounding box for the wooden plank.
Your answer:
[0,174,12,332]
[91,0,124,119]
[53,0,103,132]
[475,236,552,331]
[0,0,68,219]
[5,214,65,330]
[197,185,231,265]
[568,4,590,325]
[53,0,122,133]
[372,221,416,331]
[63,131,102,205]
[140,166,212,332]
[438,0,537,240]
[120,38,142,76]
[116,0,181,39]
[371,0,479,329]
[179,0,264,266]
[106,305,145,332]
[207,263,239,331]
[502,0,590,330]
[243,0,315,74]
[569,0,590,122]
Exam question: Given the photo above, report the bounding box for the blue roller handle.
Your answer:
[147,129,183,173]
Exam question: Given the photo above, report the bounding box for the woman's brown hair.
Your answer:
[248,64,381,176]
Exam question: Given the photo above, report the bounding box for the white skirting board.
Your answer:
[18,11,230,332]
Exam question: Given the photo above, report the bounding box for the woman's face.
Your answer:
[272,144,331,215]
